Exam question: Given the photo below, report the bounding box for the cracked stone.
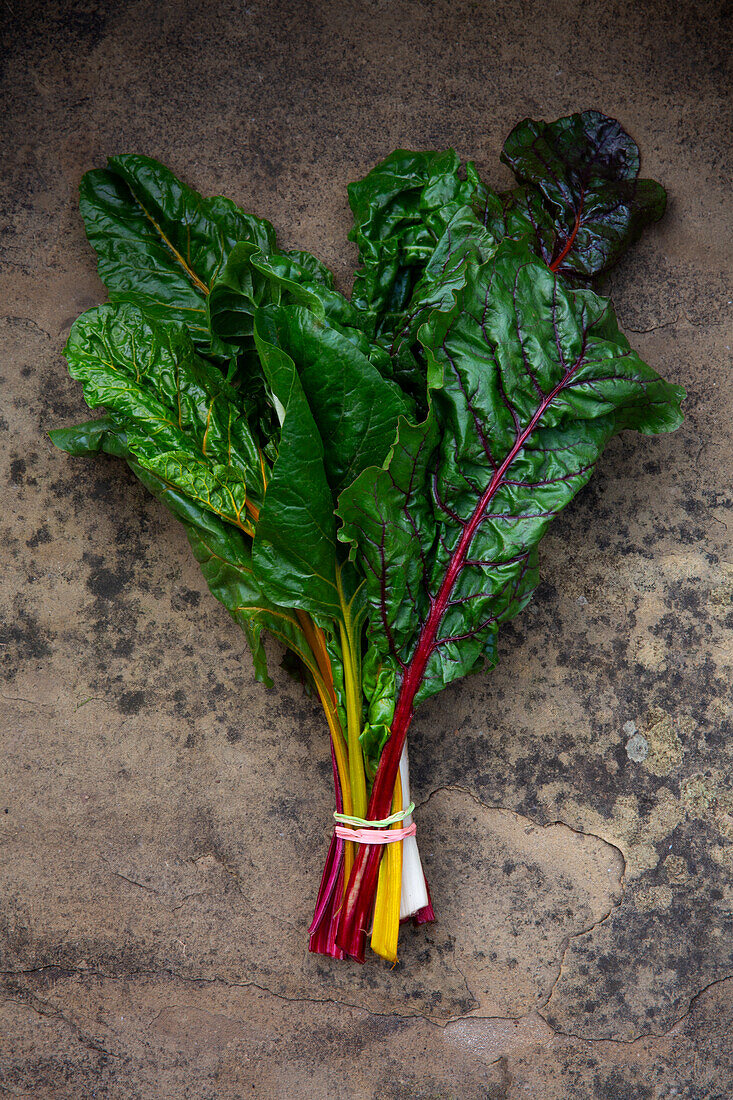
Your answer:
[2,0,732,1093]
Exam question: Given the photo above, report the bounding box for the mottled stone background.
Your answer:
[1,0,731,1096]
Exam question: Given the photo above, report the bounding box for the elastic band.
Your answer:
[332,802,416,846]
[333,802,415,829]
[334,822,417,845]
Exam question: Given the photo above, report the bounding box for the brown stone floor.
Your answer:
[1,1,732,1096]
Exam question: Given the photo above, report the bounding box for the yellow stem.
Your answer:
[297,609,355,886]
[296,613,336,704]
[370,771,403,963]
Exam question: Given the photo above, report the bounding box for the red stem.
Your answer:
[308,741,346,958]
[336,338,583,959]
[549,195,584,272]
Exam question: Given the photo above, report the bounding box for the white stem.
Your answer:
[398,740,429,920]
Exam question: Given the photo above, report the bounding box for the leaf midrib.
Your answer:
[392,327,588,729]
[128,190,210,297]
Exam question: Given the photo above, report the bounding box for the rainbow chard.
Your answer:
[51,111,683,967]
[334,235,683,958]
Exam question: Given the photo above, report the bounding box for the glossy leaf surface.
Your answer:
[208,243,370,361]
[63,303,264,533]
[252,315,343,619]
[500,110,667,277]
[80,156,276,356]
[254,303,412,495]
[339,239,685,706]
[348,149,486,337]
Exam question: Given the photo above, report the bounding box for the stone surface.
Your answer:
[1,0,732,1095]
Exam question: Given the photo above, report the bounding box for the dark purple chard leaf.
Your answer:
[338,237,685,707]
[500,110,667,278]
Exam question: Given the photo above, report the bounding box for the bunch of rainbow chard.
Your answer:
[51,111,684,964]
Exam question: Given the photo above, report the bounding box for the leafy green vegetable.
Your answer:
[340,236,684,706]
[51,109,683,967]
[348,111,667,353]
[333,234,684,961]
[347,149,440,329]
[348,148,486,339]
[359,646,397,780]
[209,244,369,354]
[380,205,497,412]
[250,314,344,619]
[254,303,412,494]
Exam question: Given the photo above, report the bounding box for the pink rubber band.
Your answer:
[334,822,416,845]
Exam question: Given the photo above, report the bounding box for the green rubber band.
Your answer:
[333,802,415,829]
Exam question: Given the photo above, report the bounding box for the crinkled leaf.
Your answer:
[283,249,335,287]
[383,204,498,412]
[347,149,438,327]
[339,238,685,706]
[48,416,314,687]
[254,303,412,495]
[49,415,130,461]
[500,110,667,278]
[348,148,487,337]
[208,243,369,358]
[63,303,264,532]
[80,156,276,358]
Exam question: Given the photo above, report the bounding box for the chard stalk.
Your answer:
[336,566,368,822]
[397,742,429,920]
[370,771,403,963]
[297,608,356,882]
[339,618,367,822]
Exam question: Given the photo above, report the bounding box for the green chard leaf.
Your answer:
[359,645,398,780]
[499,110,667,278]
[207,240,386,446]
[347,149,439,327]
[381,204,498,413]
[254,303,412,495]
[339,237,685,707]
[49,417,315,687]
[347,148,487,338]
[208,243,370,361]
[62,303,264,533]
[247,286,416,621]
[346,113,666,373]
[251,314,344,620]
[80,155,277,358]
